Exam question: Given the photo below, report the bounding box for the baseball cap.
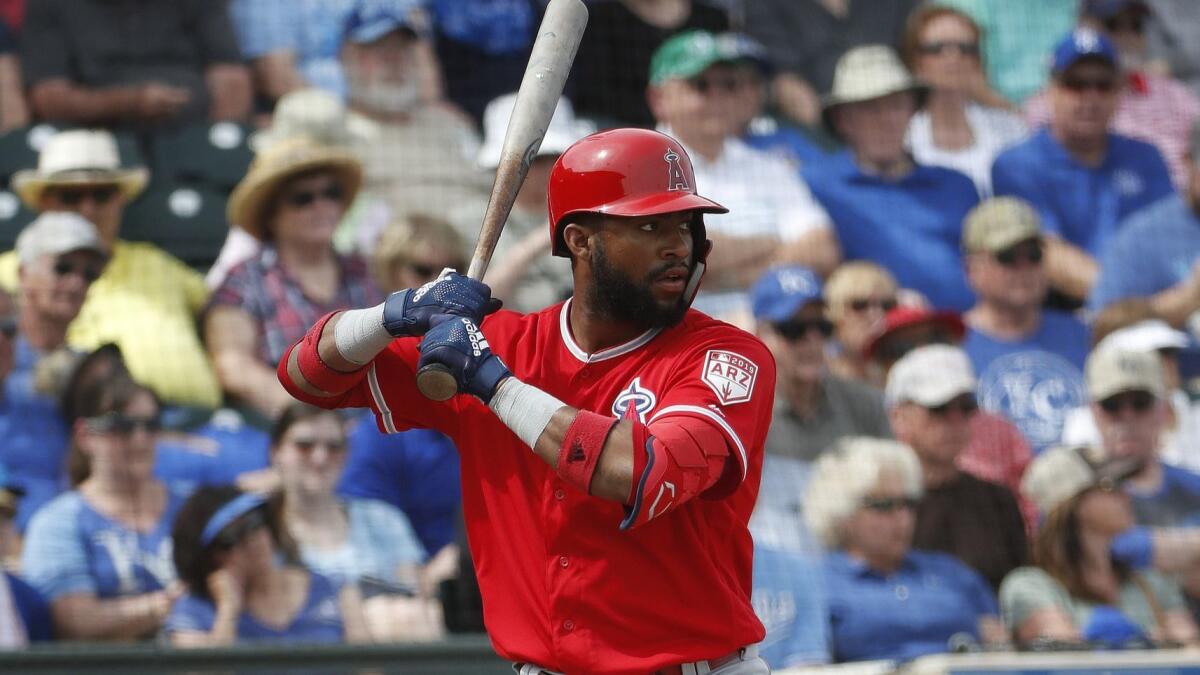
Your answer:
[649,30,772,85]
[1086,348,1166,402]
[864,306,965,361]
[885,344,976,408]
[962,197,1042,254]
[15,211,107,267]
[1097,320,1189,355]
[1052,29,1118,75]
[750,265,824,323]
[1082,0,1149,19]
[477,94,594,170]
[344,0,427,43]
[1022,444,1144,516]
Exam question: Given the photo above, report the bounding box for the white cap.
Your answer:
[477,94,594,170]
[1022,444,1144,516]
[1086,347,1166,401]
[885,344,976,407]
[1097,320,1189,354]
[16,211,107,266]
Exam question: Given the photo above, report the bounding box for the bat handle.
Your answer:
[416,362,459,401]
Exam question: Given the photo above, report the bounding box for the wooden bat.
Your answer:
[416,0,589,401]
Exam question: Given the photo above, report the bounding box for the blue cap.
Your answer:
[1052,29,1118,74]
[344,0,427,44]
[750,265,823,323]
[200,493,267,548]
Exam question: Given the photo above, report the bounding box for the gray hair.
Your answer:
[803,437,924,548]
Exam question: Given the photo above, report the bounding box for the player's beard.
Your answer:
[588,239,690,331]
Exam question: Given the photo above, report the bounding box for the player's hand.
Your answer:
[382,270,502,338]
[417,314,511,403]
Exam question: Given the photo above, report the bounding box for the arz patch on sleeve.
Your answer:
[701,349,758,405]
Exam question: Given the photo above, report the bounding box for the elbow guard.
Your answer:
[619,418,729,531]
[281,311,369,396]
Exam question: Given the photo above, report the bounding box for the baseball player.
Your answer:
[279,128,775,674]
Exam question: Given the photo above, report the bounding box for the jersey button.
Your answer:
[562,619,575,632]
[554,489,565,501]
[558,556,569,568]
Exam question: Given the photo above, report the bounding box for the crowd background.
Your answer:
[1,0,1200,670]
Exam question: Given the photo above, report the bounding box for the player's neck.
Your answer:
[568,299,648,355]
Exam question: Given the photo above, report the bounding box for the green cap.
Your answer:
[962,197,1042,253]
[649,30,770,85]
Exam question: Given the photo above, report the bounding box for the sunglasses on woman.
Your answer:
[772,318,834,341]
[283,184,344,209]
[847,297,898,314]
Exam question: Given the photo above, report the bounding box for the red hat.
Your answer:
[863,306,966,360]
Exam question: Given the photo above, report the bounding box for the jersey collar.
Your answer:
[559,299,661,364]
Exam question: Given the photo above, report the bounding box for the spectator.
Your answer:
[166,486,370,646]
[885,345,1028,592]
[992,29,1175,303]
[647,30,837,324]
[1025,0,1200,190]
[806,45,980,312]
[1145,0,1200,99]
[1089,119,1200,323]
[752,265,890,464]
[902,4,1028,196]
[1063,317,1200,473]
[468,94,592,313]
[864,305,1036,526]
[0,129,222,410]
[750,542,830,669]
[0,463,51,645]
[571,0,729,129]
[205,136,382,419]
[805,436,1006,662]
[369,215,467,302]
[1002,444,1199,647]
[962,197,1090,452]
[21,373,186,640]
[0,18,27,132]
[1084,348,1200,527]
[3,213,107,530]
[268,402,440,642]
[823,262,899,384]
[21,0,251,128]
[742,0,920,127]
[340,7,489,248]
[936,0,1078,105]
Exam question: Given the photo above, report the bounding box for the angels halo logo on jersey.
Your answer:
[702,350,758,405]
[611,377,657,423]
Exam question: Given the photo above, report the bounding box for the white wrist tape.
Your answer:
[488,377,565,449]
[333,303,391,365]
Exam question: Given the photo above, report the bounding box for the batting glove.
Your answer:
[382,270,502,338]
[417,314,512,403]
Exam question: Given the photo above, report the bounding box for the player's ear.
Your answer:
[562,220,595,260]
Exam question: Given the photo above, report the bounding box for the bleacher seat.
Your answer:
[149,122,254,191]
[122,180,229,269]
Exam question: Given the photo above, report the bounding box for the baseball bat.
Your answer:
[416,0,589,401]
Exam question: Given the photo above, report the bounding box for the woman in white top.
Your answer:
[903,5,1027,196]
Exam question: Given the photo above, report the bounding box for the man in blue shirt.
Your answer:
[1090,120,1200,325]
[992,29,1174,304]
[805,45,979,312]
[961,198,1090,452]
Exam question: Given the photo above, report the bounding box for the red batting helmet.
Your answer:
[546,128,727,257]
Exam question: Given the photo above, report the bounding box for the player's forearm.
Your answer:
[533,408,634,502]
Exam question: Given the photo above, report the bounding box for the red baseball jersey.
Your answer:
[288,300,775,674]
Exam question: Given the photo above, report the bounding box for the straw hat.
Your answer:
[250,88,373,153]
[227,136,363,240]
[821,45,926,132]
[11,130,148,208]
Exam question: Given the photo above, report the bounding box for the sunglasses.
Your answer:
[918,41,980,57]
[85,412,162,435]
[283,185,344,209]
[1060,76,1117,94]
[211,509,268,550]
[773,318,834,341]
[0,316,15,339]
[53,258,103,283]
[688,73,755,95]
[862,496,920,513]
[848,297,898,314]
[290,437,347,454]
[1099,390,1156,415]
[875,333,953,364]
[926,396,978,417]
[52,186,119,206]
[994,241,1044,267]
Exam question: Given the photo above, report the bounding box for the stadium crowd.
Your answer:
[0,0,1200,670]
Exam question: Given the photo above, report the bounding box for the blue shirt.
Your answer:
[21,490,184,601]
[743,119,830,175]
[5,573,52,642]
[1090,196,1200,311]
[825,550,997,663]
[992,129,1175,257]
[1128,462,1200,528]
[427,0,533,55]
[337,414,461,557]
[753,545,829,668]
[228,0,357,97]
[165,571,345,643]
[299,498,425,588]
[804,151,979,311]
[0,337,71,531]
[154,411,271,496]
